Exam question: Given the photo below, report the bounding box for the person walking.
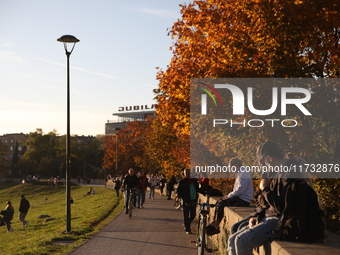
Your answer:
[167,175,176,200]
[113,177,121,197]
[148,174,157,199]
[177,168,199,234]
[137,172,147,208]
[19,195,30,228]
[2,201,14,232]
[159,174,166,196]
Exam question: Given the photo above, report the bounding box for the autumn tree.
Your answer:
[103,118,160,177]
[153,0,340,230]
[155,0,340,165]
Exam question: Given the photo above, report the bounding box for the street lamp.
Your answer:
[114,128,121,177]
[57,34,79,233]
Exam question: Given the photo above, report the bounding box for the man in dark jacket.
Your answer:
[167,175,176,200]
[19,195,30,228]
[227,141,313,255]
[137,172,147,208]
[177,168,200,234]
[122,168,139,214]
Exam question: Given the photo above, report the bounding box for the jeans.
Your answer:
[149,186,155,199]
[216,196,249,223]
[115,188,119,197]
[125,190,136,213]
[123,190,127,207]
[167,189,173,199]
[230,215,252,235]
[183,203,196,232]
[138,190,145,207]
[19,212,28,227]
[227,216,280,255]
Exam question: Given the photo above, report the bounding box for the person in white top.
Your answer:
[148,174,157,199]
[206,158,253,236]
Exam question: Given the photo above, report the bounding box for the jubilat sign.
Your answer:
[118,104,157,112]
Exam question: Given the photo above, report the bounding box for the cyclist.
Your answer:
[122,168,139,214]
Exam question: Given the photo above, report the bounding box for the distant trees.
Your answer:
[16,129,104,178]
[0,140,10,177]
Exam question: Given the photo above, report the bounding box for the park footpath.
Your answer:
[67,188,202,255]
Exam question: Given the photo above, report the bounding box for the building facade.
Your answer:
[105,104,157,135]
[0,133,30,161]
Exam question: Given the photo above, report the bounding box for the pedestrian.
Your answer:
[227,141,313,255]
[159,174,166,196]
[148,174,157,199]
[137,172,147,208]
[177,168,199,234]
[207,158,253,235]
[19,195,30,228]
[167,175,176,200]
[2,201,14,232]
[113,177,121,197]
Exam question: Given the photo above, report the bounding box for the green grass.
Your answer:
[0,181,124,255]
[0,181,21,191]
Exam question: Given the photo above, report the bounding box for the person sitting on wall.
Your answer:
[206,158,254,235]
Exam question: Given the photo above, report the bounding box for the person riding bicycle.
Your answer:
[122,168,139,214]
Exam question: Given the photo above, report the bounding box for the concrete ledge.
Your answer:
[197,193,340,255]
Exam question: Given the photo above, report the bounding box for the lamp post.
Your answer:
[114,128,121,177]
[57,35,79,233]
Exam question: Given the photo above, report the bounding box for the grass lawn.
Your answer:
[0,181,21,191]
[0,181,124,255]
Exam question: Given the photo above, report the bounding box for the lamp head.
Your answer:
[57,35,79,54]
[57,35,79,43]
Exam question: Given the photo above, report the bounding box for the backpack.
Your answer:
[274,179,327,243]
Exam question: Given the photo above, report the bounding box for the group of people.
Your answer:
[0,195,30,233]
[175,141,321,255]
[112,169,178,214]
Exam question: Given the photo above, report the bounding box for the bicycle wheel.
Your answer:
[196,216,201,244]
[128,197,133,219]
[198,218,206,255]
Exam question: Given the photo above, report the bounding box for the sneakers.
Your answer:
[8,227,13,232]
[206,224,220,236]
[186,231,193,234]
[24,221,29,228]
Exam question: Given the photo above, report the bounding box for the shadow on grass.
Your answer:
[0,181,20,191]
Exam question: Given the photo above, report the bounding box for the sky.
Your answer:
[0,0,186,136]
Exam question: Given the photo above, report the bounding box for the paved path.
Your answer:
[68,193,199,255]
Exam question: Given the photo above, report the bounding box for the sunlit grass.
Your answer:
[0,181,124,255]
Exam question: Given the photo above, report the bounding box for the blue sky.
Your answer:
[0,0,185,136]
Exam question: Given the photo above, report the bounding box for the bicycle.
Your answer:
[192,190,216,255]
[125,188,136,219]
